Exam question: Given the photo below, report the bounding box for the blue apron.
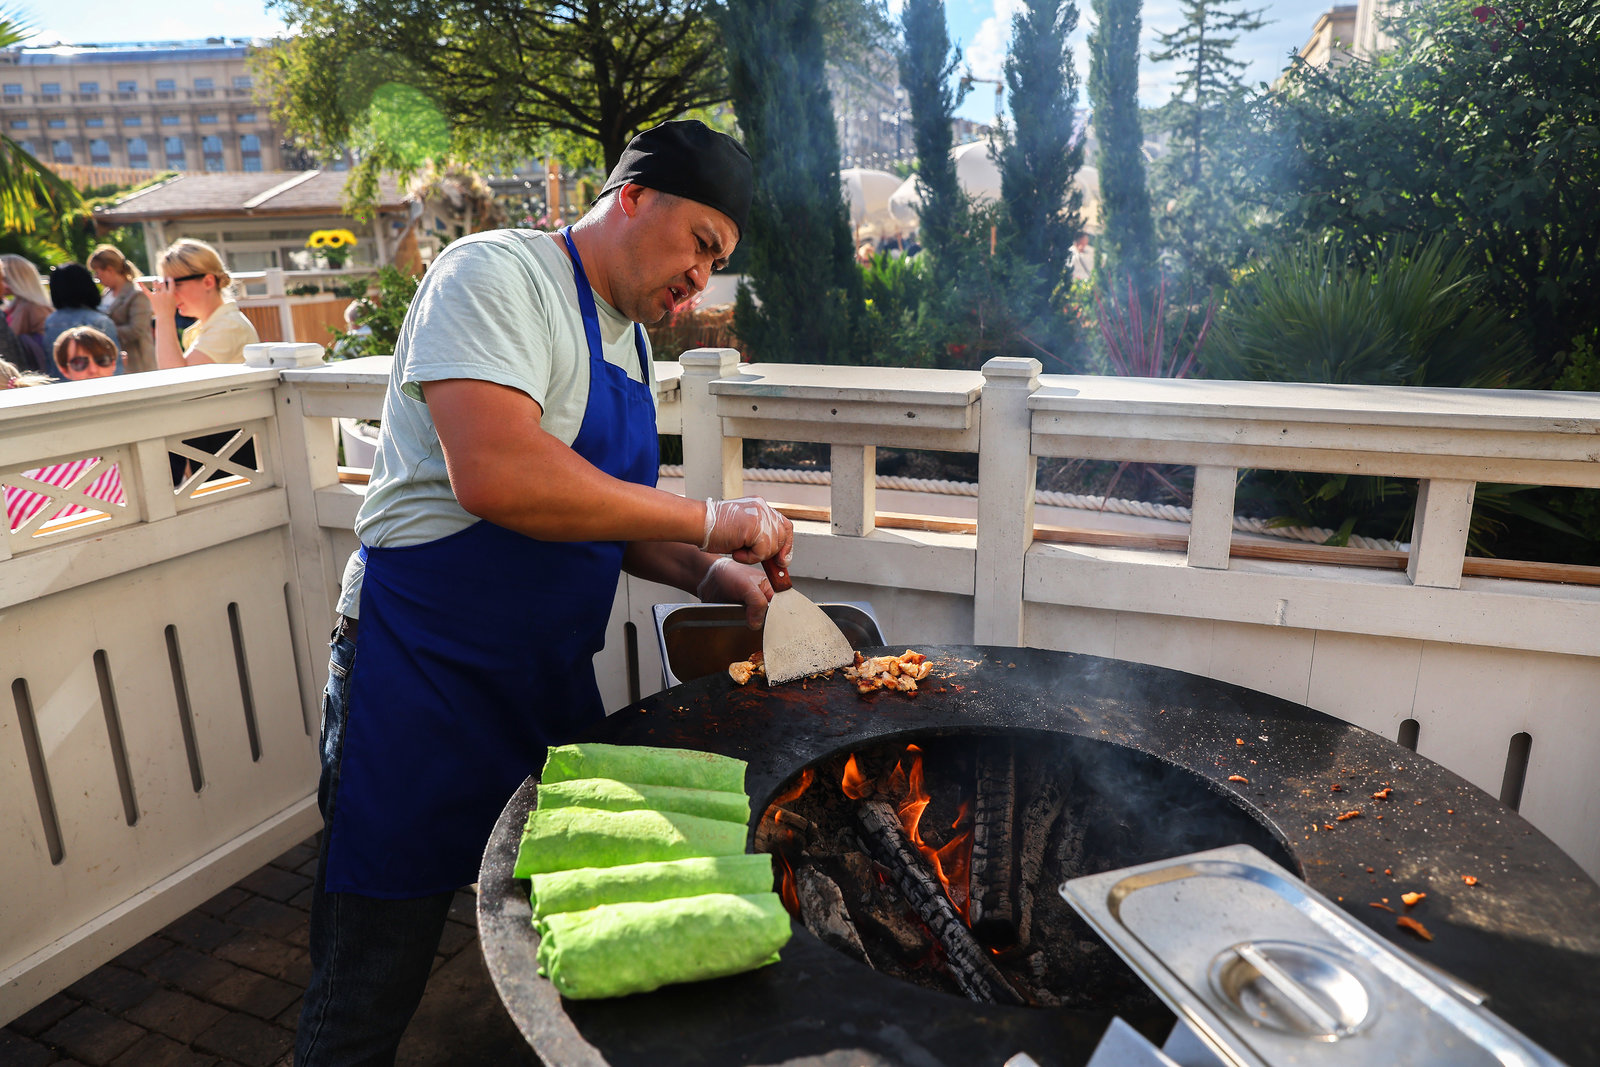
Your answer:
[325,227,658,897]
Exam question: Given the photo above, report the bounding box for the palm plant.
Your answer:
[0,8,85,236]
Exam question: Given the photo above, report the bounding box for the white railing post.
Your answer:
[679,348,743,503]
[1407,478,1476,589]
[1187,464,1238,569]
[974,356,1040,645]
[830,444,875,536]
[264,268,295,343]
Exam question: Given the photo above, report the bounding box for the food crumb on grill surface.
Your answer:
[1397,915,1434,941]
[1402,891,1426,907]
[1369,901,1395,912]
[1463,874,1479,886]
[1373,787,1393,800]
[845,650,933,694]
[1227,775,1249,783]
[1336,809,1362,821]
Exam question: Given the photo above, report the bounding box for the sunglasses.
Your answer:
[61,352,117,372]
[167,273,207,285]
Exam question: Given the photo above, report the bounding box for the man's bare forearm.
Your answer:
[623,541,717,594]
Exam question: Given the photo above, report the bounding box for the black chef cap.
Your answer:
[598,120,753,237]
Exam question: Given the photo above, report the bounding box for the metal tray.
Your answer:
[651,601,884,688]
[1060,844,1566,1067]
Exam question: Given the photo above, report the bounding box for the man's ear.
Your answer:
[617,182,651,218]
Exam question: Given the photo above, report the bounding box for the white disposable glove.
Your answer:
[696,557,773,629]
[699,496,794,565]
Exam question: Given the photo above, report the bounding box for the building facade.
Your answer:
[0,38,285,174]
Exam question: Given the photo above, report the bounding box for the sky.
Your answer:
[26,0,1326,119]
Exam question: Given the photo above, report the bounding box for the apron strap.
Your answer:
[560,226,651,386]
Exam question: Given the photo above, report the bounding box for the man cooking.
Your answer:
[295,120,792,1065]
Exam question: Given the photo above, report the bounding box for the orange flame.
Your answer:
[776,854,799,915]
[771,767,815,808]
[841,754,872,799]
[893,745,973,922]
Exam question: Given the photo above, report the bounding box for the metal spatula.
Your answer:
[760,557,855,684]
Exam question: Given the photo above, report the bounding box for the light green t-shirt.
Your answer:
[336,228,654,617]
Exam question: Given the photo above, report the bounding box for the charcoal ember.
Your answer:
[968,741,1018,945]
[795,865,873,969]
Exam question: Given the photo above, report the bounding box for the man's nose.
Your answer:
[686,262,709,293]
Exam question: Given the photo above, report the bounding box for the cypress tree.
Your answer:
[1088,0,1157,294]
[722,0,860,364]
[995,0,1085,296]
[898,0,964,275]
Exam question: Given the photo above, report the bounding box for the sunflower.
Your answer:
[306,229,359,250]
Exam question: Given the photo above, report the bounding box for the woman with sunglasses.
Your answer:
[43,263,120,370]
[142,238,259,368]
[52,325,120,380]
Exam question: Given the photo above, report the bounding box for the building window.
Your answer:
[202,134,223,171]
[51,140,71,163]
[127,137,148,168]
[156,78,175,92]
[161,115,180,125]
[8,119,24,130]
[18,140,33,155]
[85,117,105,128]
[89,139,110,165]
[78,82,99,94]
[122,116,141,127]
[198,113,218,124]
[194,77,214,90]
[40,82,60,95]
[232,75,252,89]
[237,112,256,123]
[240,133,261,172]
[118,80,136,93]
[47,118,66,129]
[164,136,184,168]
[3,83,21,97]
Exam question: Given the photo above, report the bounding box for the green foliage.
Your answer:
[1088,0,1157,294]
[325,265,419,359]
[1147,0,1268,290]
[722,0,861,364]
[1268,0,1600,379]
[257,0,728,212]
[1207,236,1531,387]
[898,0,965,280]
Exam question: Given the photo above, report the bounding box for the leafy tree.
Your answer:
[722,0,860,364]
[1147,0,1266,288]
[257,0,728,182]
[1087,0,1157,294]
[1269,0,1600,379]
[897,0,965,277]
[0,9,83,238]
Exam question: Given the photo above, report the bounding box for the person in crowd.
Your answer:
[0,356,53,389]
[89,245,155,373]
[294,119,789,1065]
[2,254,52,372]
[52,325,120,381]
[43,264,119,364]
[856,241,876,266]
[1071,232,1096,284]
[142,238,259,366]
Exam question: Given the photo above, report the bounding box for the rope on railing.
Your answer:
[657,464,1406,552]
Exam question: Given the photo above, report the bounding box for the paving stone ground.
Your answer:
[3,838,538,1067]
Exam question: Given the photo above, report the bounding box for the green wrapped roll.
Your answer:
[514,807,747,878]
[528,854,775,920]
[537,892,791,999]
[535,778,750,825]
[541,742,747,794]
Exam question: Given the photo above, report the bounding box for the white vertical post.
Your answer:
[273,373,344,729]
[830,444,875,537]
[1186,464,1237,570]
[264,268,294,343]
[974,356,1040,646]
[130,438,179,524]
[1407,478,1475,589]
[678,348,744,503]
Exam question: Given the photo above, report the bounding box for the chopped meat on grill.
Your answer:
[1397,915,1434,941]
[1401,891,1426,907]
[845,650,933,694]
[729,650,766,686]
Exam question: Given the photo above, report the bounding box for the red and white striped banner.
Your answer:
[4,457,127,534]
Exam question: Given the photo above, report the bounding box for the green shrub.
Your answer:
[325,265,418,359]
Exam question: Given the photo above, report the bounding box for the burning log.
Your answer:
[1015,773,1068,949]
[969,742,1019,945]
[754,806,815,859]
[794,865,873,969]
[855,798,1024,1005]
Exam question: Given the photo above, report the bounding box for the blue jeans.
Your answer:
[295,627,455,1067]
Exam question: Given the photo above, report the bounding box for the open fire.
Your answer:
[753,729,1279,1009]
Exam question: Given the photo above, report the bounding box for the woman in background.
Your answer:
[43,263,119,363]
[143,238,258,367]
[1,254,51,372]
[90,245,155,373]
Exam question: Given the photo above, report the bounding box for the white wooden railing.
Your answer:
[2,348,1598,1024]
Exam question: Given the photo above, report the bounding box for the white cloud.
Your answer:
[963,0,1026,82]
